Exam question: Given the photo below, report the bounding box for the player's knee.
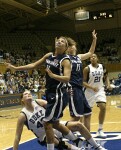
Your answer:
[75,122,83,130]
[84,114,91,119]
[43,122,52,130]
[100,105,106,111]
[102,106,106,112]
[53,121,60,129]
[99,103,106,109]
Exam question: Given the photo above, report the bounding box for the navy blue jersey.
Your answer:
[45,54,70,90]
[69,55,83,88]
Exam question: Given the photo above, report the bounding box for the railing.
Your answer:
[0,92,39,108]
[0,94,21,108]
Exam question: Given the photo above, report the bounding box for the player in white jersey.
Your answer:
[13,90,81,150]
[83,54,111,138]
[13,90,106,150]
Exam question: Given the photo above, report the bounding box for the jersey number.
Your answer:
[37,121,43,128]
[94,76,101,83]
[76,64,80,71]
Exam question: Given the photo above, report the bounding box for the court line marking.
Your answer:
[5,132,121,150]
[4,137,36,150]
[91,121,121,125]
[0,108,21,112]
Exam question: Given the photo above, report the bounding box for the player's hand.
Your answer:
[45,68,54,78]
[4,62,15,70]
[107,85,113,90]
[67,88,73,96]
[92,87,99,92]
[92,30,97,40]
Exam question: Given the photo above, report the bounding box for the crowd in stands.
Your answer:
[0,29,121,96]
[0,69,121,96]
[106,73,121,95]
[0,48,37,65]
[79,39,120,64]
[0,69,46,96]
[77,28,121,64]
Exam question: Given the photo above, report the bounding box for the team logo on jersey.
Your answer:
[46,59,58,67]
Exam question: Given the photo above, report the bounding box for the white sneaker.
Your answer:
[81,140,93,149]
[96,129,107,138]
[95,145,107,150]
[78,148,85,150]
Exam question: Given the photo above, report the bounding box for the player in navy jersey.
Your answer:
[5,36,77,150]
[66,30,97,132]
[13,90,106,150]
[83,54,112,138]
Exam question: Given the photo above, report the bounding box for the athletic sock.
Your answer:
[88,137,99,148]
[47,143,54,150]
[64,131,77,140]
[98,124,103,130]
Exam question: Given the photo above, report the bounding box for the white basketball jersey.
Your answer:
[21,101,46,142]
[86,64,104,89]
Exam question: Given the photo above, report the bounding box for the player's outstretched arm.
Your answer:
[78,30,97,60]
[13,113,26,150]
[5,52,52,71]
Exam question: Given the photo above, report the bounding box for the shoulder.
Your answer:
[35,99,47,108]
[84,65,90,70]
[77,54,82,59]
[99,63,106,70]
[18,112,26,123]
[83,65,90,73]
[99,63,104,67]
[60,54,71,63]
[44,52,53,59]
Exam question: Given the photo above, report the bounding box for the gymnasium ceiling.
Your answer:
[0,0,121,31]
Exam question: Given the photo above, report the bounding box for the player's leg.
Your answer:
[69,87,85,121]
[96,102,107,138]
[83,114,91,131]
[43,122,55,150]
[82,92,92,131]
[66,121,106,150]
[53,121,77,141]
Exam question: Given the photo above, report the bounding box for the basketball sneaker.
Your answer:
[96,129,107,138]
[95,144,107,150]
[81,140,93,149]
[73,138,83,148]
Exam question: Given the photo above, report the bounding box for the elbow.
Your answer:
[65,76,70,83]
[89,51,94,56]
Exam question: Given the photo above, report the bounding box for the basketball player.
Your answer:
[83,53,111,138]
[13,90,106,150]
[66,30,97,132]
[13,90,80,150]
[5,36,77,150]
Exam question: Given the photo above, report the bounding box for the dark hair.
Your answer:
[20,93,23,99]
[20,93,24,106]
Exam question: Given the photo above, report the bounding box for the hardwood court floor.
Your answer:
[0,95,121,150]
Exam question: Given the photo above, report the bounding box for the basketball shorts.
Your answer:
[43,88,69,123]
[85,87,106,108]
[69,87,92,117]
